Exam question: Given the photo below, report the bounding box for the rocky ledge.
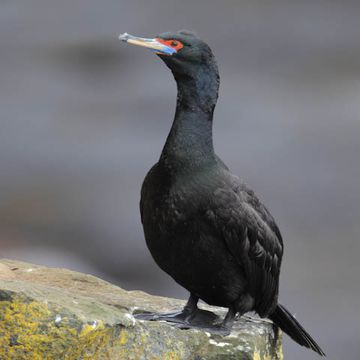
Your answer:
[0,259,282,359]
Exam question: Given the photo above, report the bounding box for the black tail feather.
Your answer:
[269,304,325,356]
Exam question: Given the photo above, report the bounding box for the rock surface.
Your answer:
[0,259,282,359]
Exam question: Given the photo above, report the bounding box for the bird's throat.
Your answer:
[160,75,219,173]
[160,108,215,173]
[174,64,219,113]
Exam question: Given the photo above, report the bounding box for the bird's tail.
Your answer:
[269,303,325,356]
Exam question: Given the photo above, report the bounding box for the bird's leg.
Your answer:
[133,293,200,324]
[219,306,237,333]
[201,306,236,335]
[181,293,199,318]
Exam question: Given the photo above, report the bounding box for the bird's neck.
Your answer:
[174,65,219,113]
[160,70,219,173]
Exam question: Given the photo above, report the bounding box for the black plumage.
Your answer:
[120,30,325,356]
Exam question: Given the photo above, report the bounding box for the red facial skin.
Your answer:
[156,38,184,53]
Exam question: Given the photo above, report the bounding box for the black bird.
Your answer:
[119,30,325,356]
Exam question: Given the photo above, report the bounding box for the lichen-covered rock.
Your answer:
[0,259,282,359]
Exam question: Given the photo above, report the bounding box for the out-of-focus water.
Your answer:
[1,1,359,358]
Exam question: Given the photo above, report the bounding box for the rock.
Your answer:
[0,259,282,359]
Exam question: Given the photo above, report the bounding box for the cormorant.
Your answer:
[119,30,325,356]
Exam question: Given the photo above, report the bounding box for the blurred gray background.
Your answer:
[1,0,359,358]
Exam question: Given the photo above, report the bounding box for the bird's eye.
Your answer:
[156,38,184,52]
[168,40,184,51]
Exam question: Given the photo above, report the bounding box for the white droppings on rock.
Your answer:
[209,339,231,347]
[55,314,62,325]
[124,313,136,326]
[91,320,98,328]
[26,268,33,272]
[205,332,211,337]
[227,332,239,338]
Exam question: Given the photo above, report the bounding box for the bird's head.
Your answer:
[119,30,218,80]
[119,30,219,111]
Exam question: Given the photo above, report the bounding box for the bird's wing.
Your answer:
[238,182,284,248]
[204,181,283,316]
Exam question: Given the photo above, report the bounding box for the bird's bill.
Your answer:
[119,33,176,55]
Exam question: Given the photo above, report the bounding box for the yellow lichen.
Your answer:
[0,297,76,359]
[119,330,127,346]
[0,291,282,359]
[0,295,115,360]
[253,350,261,360]
[164,351,182,360]
[67,324,113,359]
[253,347,282,360]
[79,320,105,338]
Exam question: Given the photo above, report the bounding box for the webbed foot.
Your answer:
[133,293,202,325]
[133,310,190,323]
